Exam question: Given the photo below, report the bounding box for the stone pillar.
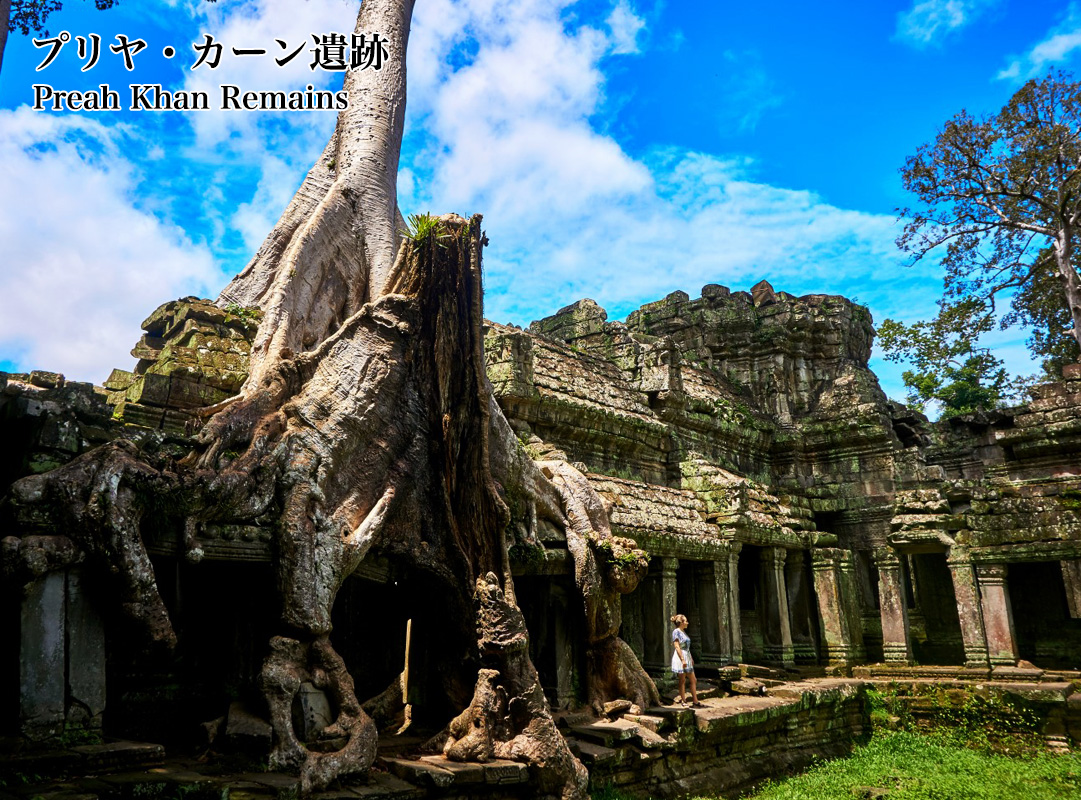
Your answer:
[551,584,576,709]
[620,590,645,662]
[20,571,66,738]
[836,550,866,663]
[782,551,812,662]
[811,549,856,665]
[695,560,731,667]
[947,548,990,668]
[726,543,743,664]
[761,547,795,667]
[975,563,1019,666]
[874,548,912,664]
[1062,560,1081,619]
[660,556,679,646]
[65,569,107,728]
[644,557,679,678]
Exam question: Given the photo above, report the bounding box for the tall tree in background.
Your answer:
[1,0,117,76]
[885,70,1081,404]
[878,299,1025,416]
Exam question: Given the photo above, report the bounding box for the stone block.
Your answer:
[418,756,484,783]
[382,757,455,788]
[349,772,426,800]
[225,702,272,751]
[20,571,66,738]
[29,370,63,389]
[66,570,107,727]
[483,759,529,784]
[125,373,172,408]
[163,376,233,410]
[293,682,333,742]
[104,369,136,391]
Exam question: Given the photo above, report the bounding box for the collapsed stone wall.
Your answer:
[487,280,1081,681]
[5,280,1081,764]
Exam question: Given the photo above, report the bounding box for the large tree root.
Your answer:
[444,574,588,800]
[261,636,377,793]
[541,462,660,713]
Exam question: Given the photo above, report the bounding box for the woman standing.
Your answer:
[670,614,702,707]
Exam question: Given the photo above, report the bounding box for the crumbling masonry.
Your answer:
[3,280,1081,780]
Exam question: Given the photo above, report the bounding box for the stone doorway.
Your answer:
[1009,561,1081,668]
[908,553,965,665]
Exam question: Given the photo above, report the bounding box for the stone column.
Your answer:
[1062,560,1081,619]
[947,548,990,668]
[874,548,912,664]
[975,563,1019,666]
[761,547,795,667]
[811,549,856,665]
[65,569,107,728]
[644,558,680,677]
[785,550,817,663]
[837,550,866,663]
[20,571,66,738]
[620,590,645,662]
[726,543,743,664]
[695,560,731,667]
[642,564,665,673]
[661,556,679,642]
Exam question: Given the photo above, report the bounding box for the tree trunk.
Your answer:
[6,0,658,794]
[0,0,11,80]
[1055,229,1081,353]
[217,0,415,391]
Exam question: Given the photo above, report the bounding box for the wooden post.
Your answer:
[397,618,413,734]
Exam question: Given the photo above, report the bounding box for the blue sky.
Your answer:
[1,0,1078,402]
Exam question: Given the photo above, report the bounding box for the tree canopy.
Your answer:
[882,70,1081,411]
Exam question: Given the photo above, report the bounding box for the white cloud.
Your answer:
[0,108,220,383]
[894,0,998,48]
[997,3,1081,81]
[398,0,919,339]
[606,0,645,56]
[716,51,783,134]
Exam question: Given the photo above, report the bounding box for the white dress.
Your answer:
[671,627,693,673]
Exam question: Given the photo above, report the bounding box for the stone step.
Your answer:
[0,741,165,783]
[644,705,696,727]
[568,718,641,747]
[346,771,426,800]
[564,738,619,766]
[623,713,669,733]
[379,756,528,789]
[381,757,456,789]
[417,756,484,785]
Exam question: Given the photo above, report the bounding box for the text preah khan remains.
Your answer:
[32,83,351,111]
[27,30,391,111]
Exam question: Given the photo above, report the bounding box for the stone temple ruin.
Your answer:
[4,280,1081,796]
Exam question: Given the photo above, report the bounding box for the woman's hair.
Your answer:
[670,613,687,627]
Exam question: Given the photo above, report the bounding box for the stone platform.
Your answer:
[0,681,870,800]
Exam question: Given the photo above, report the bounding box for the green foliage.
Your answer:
[896,69,1081,389]
[592,537,648,570]
[402,212,452,249]
[879,300,1032,416]
[865,686,1044,756]
[737,731,1081,800]
[589,786,636,800]
[1001,250,1081,378]
[223,303,261,323]
[9,1,113,37]
[508,541,545,565]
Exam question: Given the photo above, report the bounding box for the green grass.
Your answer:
[738,731,1081,800]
